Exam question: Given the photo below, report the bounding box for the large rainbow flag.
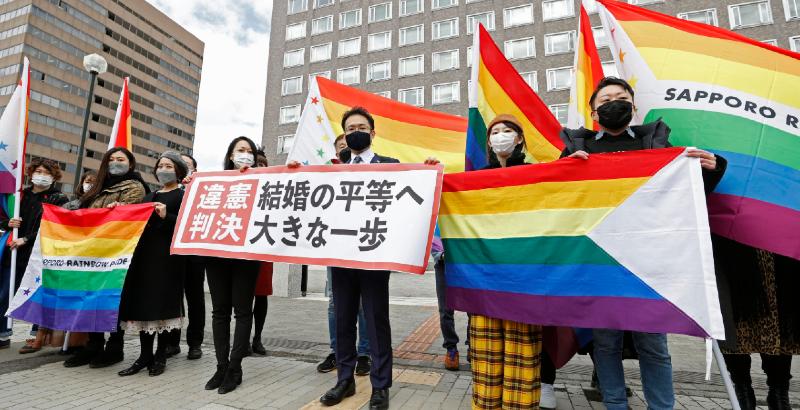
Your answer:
[597,0,800,260]
[108,76,132,151]
[288,77,468,173]
[439,147,724,339]
[467,24,564,170]
[5,203,153,332]
[567,4,604,130]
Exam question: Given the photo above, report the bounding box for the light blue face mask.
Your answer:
[108,162,129,176]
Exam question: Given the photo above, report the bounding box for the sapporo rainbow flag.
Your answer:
[566,4,604,130]
[439,148,725,339]
[288,77,468,173]
[467,24,564,170]
[597,0,800,260]
[5,203,153,332]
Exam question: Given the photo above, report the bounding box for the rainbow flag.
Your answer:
[439,147,724,339]
[5,203,153,332]
[0,57,29,194]
[567,4,604,130]
[108,77,132,151]
[467,24,564,170]
[288,77,468,173]
[597,0,800,260]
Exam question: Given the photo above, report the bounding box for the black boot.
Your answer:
[251,337,266,356]
[205,364,227,390]
[734,383,756,410]
[766,385,791,410]
[218,366,243,394]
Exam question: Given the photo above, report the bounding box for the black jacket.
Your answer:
[369,153,400,164]
[0,186,69,244]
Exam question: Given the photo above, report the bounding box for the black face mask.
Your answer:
[345,131,372,152]
[338,147,352,164]
[596,100,633,130]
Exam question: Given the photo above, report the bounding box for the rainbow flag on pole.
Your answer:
[108,77,132,151]
[567,4,604,130]
[288,77,468,173]
[5,203,153,332]
[467,24,564,170]
[597,0,800,260]
[0,57,30,194]
[439,147,724,339]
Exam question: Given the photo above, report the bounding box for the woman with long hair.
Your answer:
[63,170,97,210]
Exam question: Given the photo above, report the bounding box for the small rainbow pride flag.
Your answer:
[108,76,132,151]
[467,24,564,170]
[5,203,152,332]
[567,4,605,130]
[439,148,724,339]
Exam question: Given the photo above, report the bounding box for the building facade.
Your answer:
[262,0,800,165]
[0,0,203,192]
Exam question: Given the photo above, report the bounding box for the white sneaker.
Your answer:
[540,383,556,409]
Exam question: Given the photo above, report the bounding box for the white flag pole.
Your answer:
[712,340,741,410]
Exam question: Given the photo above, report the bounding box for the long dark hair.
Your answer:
[80,147,136,206]
[74,170,98,198]
[223,136,259,170]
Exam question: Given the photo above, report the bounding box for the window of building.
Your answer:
[791,35,800,51]
[337,66,360,85]
[729,1,773,29]
[432,18,458,40]
[784,0,800,19]
[312,15,334,35]
[368,31,392,51]
[279,105,302,124]
[315,0,334,8]
[504,4,534,28]
[399,55,424,76]
[277,135,295,155]
[398,87,424,106]
[286,22,307,40]
[592,26,608,48]
[544,31,575,55]
[283,48,305,67]
[629,0,664,4]
[375,91,391,98]
[762,38,778,45]
[467,12,495,34]
[399,24,424,45]
[400,0,423,15]
[338,37,361,57]
[432,82,460,104]
[602,61,619,77]
[432,49,459,71]
[288,0,308,14]
[504,37,536,60]
[367,61,391,81]
[549,104,568,125]
[369,2,392,22]
[309,71,332,82]
[310,43,332,62]
[340,9,362,29]
[546,67,573,91]
[466,46,473,67]
[585,0,598,13]
[678,9,718,26]
[520,71,538,92]
[542,0,574,21]
[282,76,303,95]
[433,0,457,10]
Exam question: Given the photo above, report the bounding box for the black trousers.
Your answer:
[206,258,259,369]
[541,351,556,385]
[184,256,207,348]
[725,353,793,388]
[332,267,392,389]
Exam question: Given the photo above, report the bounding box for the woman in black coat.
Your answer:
[117,151,188,377]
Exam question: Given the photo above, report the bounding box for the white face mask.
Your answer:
[82,183,93,193]
[31,174,53,187]
[233,152,254,168]
[490,131,518,155]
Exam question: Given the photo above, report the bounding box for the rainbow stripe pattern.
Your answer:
[108,77,132,151]
[6,203,152,332]
[598,0,800,259]
[567,4,605,130]
[439,148,724,339]
[467,24,564,170]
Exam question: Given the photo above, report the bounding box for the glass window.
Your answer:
[504,37,536,60]
[593,26,608,48]
[504,4,534,28]
[315,0,334,8]
[310,43,332,62]
[467,12,495,34]
[309,71,332,82]
[340,9,362,29]
[375,91,391,98]
[283,48,305,67]
[367,61,391,81]
[312,15,334,35]
[286,22,307,40]
[584,0,598,13]
[399,24,424,45]
[629,0,663,4]
[337,66,360,85]
[729,1,773,28]
[678,9,718,26]
[544,31,576,55]
[279,105,302,124]
[466,46,473,67]
[282,76,303,95]
[786,0,800,20]
[762,38,778,45]
[542,0,574,21]
[400,0,423,15]
[791,35,800,51]
[398,87,424,106]
[546,67,573,91]
[432,82,460,104]
[432,18,458,40]
[433,0,457,9]
[369,2,392,23]
[432,49,459,71]
[549,104,568,125]
[338,37,361,57]
[288,0,308,14]
[602,61,619,77]
[277,135,295,155]
[368,31,392,51]
[399,55,424,76]
[520,71,538,92]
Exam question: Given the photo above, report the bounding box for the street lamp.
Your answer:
[72,53,108,190]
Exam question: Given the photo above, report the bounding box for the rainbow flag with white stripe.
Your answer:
[6,204,152,332]
[567,3,604,130]
[597,0,800,260]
